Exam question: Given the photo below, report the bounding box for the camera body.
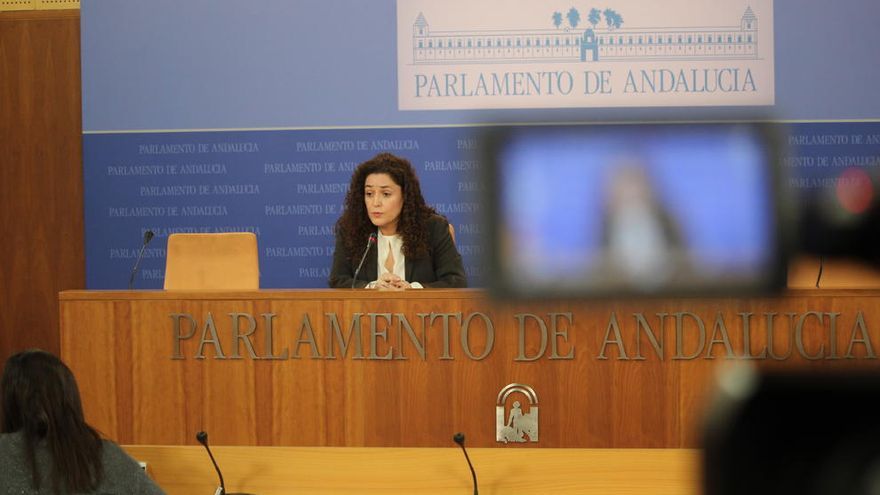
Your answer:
[480,121,791,298]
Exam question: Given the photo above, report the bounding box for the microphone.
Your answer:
[196,431,226,495]
[351,233,378,288]
[128,230,155,289]
[453,432,478,495]
[195,431,256,495]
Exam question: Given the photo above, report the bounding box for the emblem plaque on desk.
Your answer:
[496,383,539,443]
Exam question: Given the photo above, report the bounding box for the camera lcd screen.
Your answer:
[483,123,786,297]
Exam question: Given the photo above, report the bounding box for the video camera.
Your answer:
[479,121,880,298]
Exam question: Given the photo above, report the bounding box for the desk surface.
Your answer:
[123,445,700,495]
[59,287,880,300]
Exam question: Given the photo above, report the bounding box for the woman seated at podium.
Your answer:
[329,152,467,289]
[0,349,164,494]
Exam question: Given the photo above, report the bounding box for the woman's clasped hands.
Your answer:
[375,272,412,290]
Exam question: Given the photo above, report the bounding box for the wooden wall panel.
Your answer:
[60,289,880,449]
[0,10,84,363]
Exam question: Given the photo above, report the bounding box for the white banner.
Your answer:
[397,0,774,110]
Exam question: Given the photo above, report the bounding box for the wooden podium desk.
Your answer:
[60,289,880,448]
[122,445,699,495]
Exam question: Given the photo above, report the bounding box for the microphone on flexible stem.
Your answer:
[128,230,155,289]
[351,233,378,289]
[196,431,226,495]
[196,431,255,495]
[453,432,478,495]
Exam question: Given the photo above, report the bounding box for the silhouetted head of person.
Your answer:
[702,367,880,495]
[2,349,86,436]
[1,349,103,492]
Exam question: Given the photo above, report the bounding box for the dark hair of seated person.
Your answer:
[335,152,439,265]
[1,349,104,493]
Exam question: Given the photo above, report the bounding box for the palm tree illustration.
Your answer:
[566,7,581,30]
[603,9,623,30]
[588,8,601,28]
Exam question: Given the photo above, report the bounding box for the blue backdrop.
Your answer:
[80,0,880,289]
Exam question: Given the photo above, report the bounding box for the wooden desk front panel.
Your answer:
[60,290,880,447]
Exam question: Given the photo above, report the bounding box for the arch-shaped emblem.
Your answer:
[496,383,539,443]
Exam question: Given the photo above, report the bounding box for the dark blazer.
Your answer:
[329,215,467,288]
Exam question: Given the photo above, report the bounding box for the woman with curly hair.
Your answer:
[329,152,467,289]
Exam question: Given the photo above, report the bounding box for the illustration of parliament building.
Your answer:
[412,7,758,63]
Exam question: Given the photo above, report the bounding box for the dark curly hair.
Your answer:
[336,153,439,264]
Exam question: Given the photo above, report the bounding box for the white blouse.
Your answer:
[368,231,423,289]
